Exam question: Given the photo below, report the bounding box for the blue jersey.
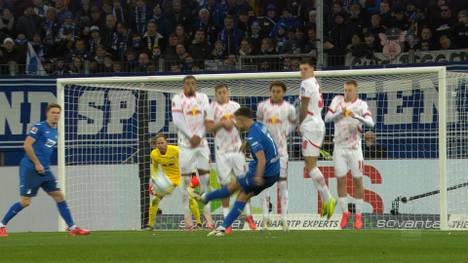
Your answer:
[247,122,280,177]
[21,121,58,170]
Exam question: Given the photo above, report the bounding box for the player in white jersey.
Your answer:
[171,75,214,230]
[256,81,296,231]
[205,84,257,233]
[298,60,336,219]
[324,80,374,230]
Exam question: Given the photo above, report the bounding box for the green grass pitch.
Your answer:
[1,230,467,263]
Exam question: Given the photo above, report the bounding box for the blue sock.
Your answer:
[222,201,246,228]
[204,186,230,203]
[57,201,75,228]
[2,202,25,225]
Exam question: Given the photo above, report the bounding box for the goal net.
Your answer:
[56,67,468,231]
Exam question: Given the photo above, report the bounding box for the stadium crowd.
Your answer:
[0,0,466,75]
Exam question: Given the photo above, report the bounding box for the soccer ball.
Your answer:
[150,171,174,196]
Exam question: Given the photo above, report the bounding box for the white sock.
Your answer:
[339,197,348,213]
[244,202,252,216]
[223,208,230,218]
[0,223,5,228]
[309,167,331,202]
[262,192,270,220]
[355,198,363,214]
[278,180,288,219]
[69,225,77,230]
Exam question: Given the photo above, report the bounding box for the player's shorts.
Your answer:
[237,172,280,196]
[333,147,364,178]
[19,164,59,197]
[179,144,210,174]
[279,155,288,179]
[215,151,246,185]
[301,130,325,157]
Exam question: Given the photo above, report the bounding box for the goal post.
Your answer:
[56,66,467,231]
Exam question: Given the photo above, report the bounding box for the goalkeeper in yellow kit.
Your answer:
[146,133,202,230]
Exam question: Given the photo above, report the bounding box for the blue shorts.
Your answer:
[237,172,280,196]
[19,164,60,197]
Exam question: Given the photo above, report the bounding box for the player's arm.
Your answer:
[24,136,44,174]
[254,150,266,186]
[205,104,223,133]
[299,97,309,124]
[196,94,210,138]
[256,102,264,122]
[351,102,374,128]
[324,97,344,123]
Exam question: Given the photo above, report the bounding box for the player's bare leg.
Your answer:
[353,177,364,230]
[198,169,214,230]
[48,191,90,236]
[278,177,289,231]
[182,174,196,230]
[305,156,335,218]
[337,176,350,228]
[243,201,256,230]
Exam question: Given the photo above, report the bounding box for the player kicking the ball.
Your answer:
[192,107,280,237]
[145,134,202,231]
[324,80,374,230]
[257,81,296,231]
[205,84,256,234]
[0,104,89,237]
[172,75,214,230]
[298,60,336,219]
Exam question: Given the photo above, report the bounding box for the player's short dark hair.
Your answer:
[214,83,228,91]
[183,75,197,83]
[299,58,315,67]
[234,107,253,118]
[270,81,287,92]
[152,133,167,143]
[46,103,61,113]
[344,80,358,87]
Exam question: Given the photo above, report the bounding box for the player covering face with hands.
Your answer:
[0,104,90,237]
[324,80,374,230]
[191,107,281,237]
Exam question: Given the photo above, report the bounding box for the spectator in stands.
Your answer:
[68,55,85,74]
[101,14,117,48]
[88,26,103,55]
[93,45,107,69]
[364,32,382,53]
[57,13,79,42]
[249,20,262,54]
[329,12,352,57]
[260,4,278,37]
[65,38,90,64]
[55,0,72,24]
[189,29,211,69]
[415,26,436,50]
[131,0,150,36]
[439,34,455,49]
[143,20,164,60]
[112,0,127,24]
[0,37,25,75]
[364,131,386,159]
[124,49,138,71]
[434,4,455,37]
[257,37,277,70]
[239,38,252,56]
[165,0,192,34]
[368,14,385,36]
[102,55,114,72]
[75,1,91,27]
[137,51,152,71]
[53,58,66,75]
[379,0,393,28]
[42,7,60,54]
[272,22,288,53]
[210,39,225,59]
[0,8,15,38]
[218,15,243,55]
[237,8,252,38]
[302,27,316,55]
[33,0,48,18]
[90,6,104,29]
[349,3,365,34]
[347,33,370,58]
[453,10,468,48]
[150,4,169,37]
[175,44,192,71]
[31,33,45,62]
[205,0,226,29]
[112,62,123,73]
[195,8,218,45]
[174,24,191,47]
[16,6,42,40]
[390,6,410,30]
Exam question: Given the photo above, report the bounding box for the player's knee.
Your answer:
[20,197,31,207]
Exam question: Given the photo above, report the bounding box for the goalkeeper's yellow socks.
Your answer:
[189,197,201,225]
[148,197,160,228]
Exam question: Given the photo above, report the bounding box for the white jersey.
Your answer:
[328,95,372,149]
[171,92,210,148]
[300,76,325,131]
[206,100,242,153]
[257,99,296,157]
